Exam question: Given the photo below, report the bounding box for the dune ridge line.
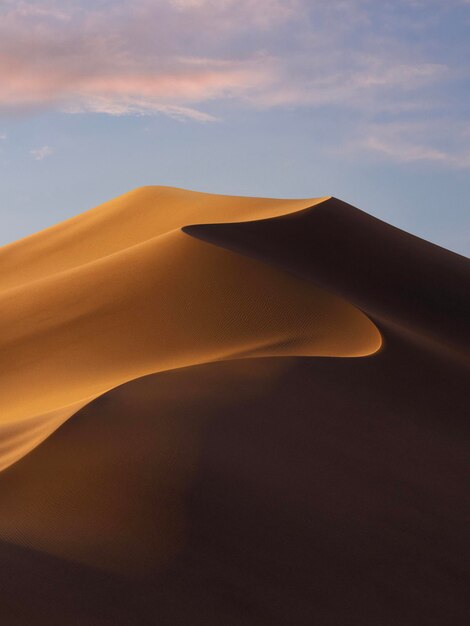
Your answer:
[0,187,381,472]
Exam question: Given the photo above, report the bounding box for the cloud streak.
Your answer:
[0,0,468,165]
[357,121,470,169]
[0,0,289,119]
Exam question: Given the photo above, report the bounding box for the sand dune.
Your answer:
[0,188,380,470]
[0,187,468,625]
[0,187,329,290]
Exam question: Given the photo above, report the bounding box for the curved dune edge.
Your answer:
[0,186,330,292]
[0,189,468,626]
[184,195,470,364]
[0,358,293,575]
[0,188,382,472]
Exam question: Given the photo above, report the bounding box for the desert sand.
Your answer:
[0,187,468,625]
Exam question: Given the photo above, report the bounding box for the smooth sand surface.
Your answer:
[0,188,380,470]
[0,188,468,625]
[0,187,330,290]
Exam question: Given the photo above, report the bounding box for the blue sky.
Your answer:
[0,0,469,255]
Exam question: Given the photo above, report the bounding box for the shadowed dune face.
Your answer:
[0,349,468,625]
[0,187,468,625]
[0,188,381,471]
[185,197,470,361]
[0,187,329,290]
[0,360,289,575]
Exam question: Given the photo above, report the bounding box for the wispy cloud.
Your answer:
[364,135,470,169]
[30,145,53,160]
[351,120,470,169]
[0,0,469,165]
[0,0,288,119]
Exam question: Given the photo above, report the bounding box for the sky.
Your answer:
[0,0,469,255]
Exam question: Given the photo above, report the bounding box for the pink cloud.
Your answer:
[0,0,282,119]
[0,0,464,146]
[0,52,270,119]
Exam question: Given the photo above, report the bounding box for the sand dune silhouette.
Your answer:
[0,188,468,625]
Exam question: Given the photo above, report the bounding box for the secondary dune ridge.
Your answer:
[0,187,468,625]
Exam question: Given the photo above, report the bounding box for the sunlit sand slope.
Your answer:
[0,186,329,290]
[0,188,381,471]
[1,188,468,626]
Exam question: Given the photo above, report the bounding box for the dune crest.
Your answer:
[0,187,381,471]
[0,187,468,625]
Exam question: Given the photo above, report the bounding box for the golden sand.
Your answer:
[0,187,381,471]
